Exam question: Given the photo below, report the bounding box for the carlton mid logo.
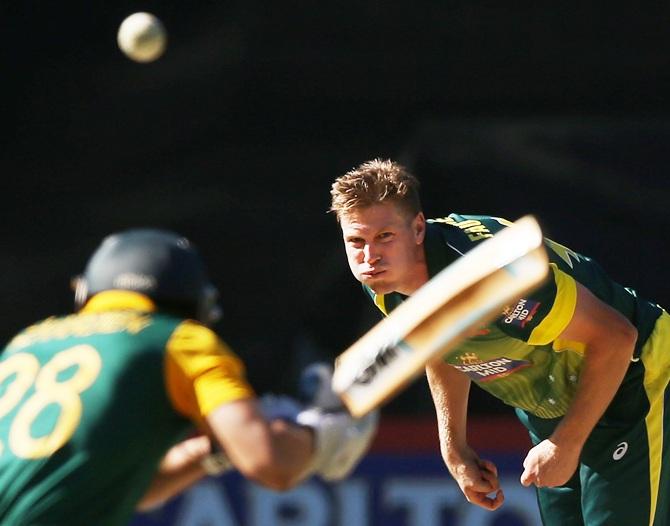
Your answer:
[458,352,480,366]
[502,299,540,328]
[453,356,531,382]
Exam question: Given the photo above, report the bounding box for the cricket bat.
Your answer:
[332,215,549,418]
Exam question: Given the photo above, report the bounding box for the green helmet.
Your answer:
[74,228,221,324]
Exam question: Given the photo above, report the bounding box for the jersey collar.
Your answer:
[424,221,457,279]
[81,290,157,313]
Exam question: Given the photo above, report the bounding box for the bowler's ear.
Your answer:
[413,212,426,244]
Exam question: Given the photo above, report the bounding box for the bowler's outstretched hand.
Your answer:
[450,449,504,511]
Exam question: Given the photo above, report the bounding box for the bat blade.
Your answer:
[332,215,549,417]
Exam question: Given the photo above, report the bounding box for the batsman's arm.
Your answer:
[426,359,504,511]
[137,396,323,510]
[205,398,315,490]
[137,434,216,512]
[204,385,379,489]
[137,408,314,511]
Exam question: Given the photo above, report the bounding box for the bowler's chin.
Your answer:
[360,277,395,295]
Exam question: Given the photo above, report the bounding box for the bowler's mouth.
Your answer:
[362,269,385,278]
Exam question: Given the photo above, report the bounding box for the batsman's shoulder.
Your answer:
[167,319,235,357]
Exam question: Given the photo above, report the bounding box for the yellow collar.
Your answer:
[81,290,157,313]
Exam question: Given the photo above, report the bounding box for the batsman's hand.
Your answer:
[296,362,379,481]
[520,438,580,488]
[448,447,504,511]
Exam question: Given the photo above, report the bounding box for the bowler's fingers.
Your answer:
[467,488,505,511]
[520,466,536,487]
[478,458,498,477]
[479,467,500,492]
[477,458,501,493]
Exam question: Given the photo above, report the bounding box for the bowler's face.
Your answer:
[340,203,427,296]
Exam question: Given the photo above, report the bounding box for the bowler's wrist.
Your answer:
[548,427,587,454]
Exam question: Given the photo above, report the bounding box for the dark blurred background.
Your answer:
[2,1,669,416]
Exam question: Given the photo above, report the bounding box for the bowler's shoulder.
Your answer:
[427,213,511,233]
[426,213,511,254]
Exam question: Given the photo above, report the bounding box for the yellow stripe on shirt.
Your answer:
[165,320,255,421]
[528,264,578,346]
[641,311,670,526]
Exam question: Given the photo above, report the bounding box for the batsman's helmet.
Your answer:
[73,228,221,324]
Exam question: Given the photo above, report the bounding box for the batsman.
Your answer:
[330,158,670,526]
[0,229,377,525]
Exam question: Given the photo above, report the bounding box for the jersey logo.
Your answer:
[502,299,541,328]
[452,355,531,382]
[613,442,628,461]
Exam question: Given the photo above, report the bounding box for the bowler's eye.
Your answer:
[378,232,394,242]
[347,237,365,248]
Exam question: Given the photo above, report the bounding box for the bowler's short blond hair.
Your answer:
[330,159,422,221]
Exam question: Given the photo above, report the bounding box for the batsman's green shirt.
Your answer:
[0,291,254,526]
[365,214,664,419]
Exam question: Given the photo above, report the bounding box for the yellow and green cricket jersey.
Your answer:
[368,213,670,525]
[366,214,664,419]
[0,291,254,526]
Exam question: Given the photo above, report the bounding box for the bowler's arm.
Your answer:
[426,359,503,510]
[520,281,637,487]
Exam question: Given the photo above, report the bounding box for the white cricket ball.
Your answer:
[117,12,167,63]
